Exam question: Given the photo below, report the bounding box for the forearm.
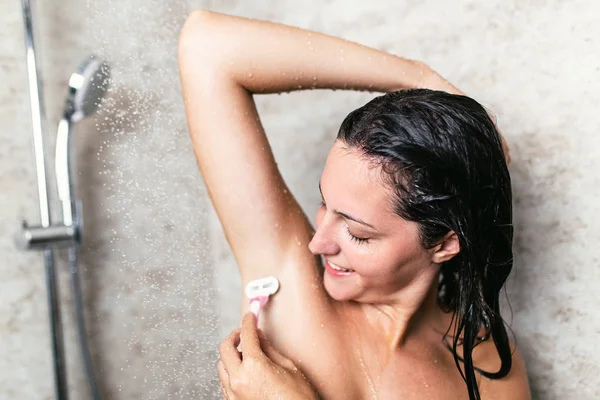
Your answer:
[179,10,464,95]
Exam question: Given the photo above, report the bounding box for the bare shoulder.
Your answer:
[473,338,531,400]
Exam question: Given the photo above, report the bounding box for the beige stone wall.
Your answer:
[1,1,598,398]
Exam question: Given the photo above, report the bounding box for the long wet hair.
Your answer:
[337,89,513,400]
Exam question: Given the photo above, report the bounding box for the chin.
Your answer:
[323,273,361,302]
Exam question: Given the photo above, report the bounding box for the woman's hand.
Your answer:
[218,313,319,400]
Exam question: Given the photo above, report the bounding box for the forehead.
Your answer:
[321,141,395,219]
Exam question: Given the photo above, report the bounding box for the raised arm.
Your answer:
[179,11,463,96]
[178,10,463,283]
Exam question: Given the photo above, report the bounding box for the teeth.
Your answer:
[329,261,352,273]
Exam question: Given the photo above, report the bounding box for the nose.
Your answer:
[308,213,340,255]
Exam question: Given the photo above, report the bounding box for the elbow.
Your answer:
[179,9,213,49]
[178,10,226,73]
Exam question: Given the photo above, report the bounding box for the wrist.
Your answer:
[421,67,465,95]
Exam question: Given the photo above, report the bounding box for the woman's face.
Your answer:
[308,141,436,304]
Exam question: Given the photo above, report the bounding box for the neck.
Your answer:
[360,271,447,351]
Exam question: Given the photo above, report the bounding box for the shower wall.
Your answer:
[1,0,598,399]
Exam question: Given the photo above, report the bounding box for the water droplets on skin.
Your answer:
[357,354,379,400]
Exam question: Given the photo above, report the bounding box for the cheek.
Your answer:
[344,243,389,276]
[346,243,407,279]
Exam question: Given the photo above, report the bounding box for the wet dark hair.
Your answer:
[337,89,513,400]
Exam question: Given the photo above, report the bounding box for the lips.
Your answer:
[324,259,355,276]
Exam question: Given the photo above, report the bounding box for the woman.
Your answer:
[178,10,530,400]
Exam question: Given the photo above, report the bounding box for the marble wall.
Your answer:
[1,0,598,399]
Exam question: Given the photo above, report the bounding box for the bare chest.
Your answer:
[308,338,469,400]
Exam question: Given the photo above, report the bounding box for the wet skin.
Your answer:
[178,10,530,399]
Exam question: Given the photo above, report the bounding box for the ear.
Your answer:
[431,231,460,264]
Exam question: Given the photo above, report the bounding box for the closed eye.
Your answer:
[346,227,369,244]
[321,200,370,244]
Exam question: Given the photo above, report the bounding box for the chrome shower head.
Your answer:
[55,55,111,230]
[66,55,111,122]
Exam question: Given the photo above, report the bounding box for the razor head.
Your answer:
[245,276,280,299]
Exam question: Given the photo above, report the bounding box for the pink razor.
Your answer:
[245,276,280,323]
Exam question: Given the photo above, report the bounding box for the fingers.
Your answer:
[239,312,299,371]
[259,335,298,372]
[255,326,299,372]
[219,328,242,376]
[239,312,262,358]
[217,360,231,399]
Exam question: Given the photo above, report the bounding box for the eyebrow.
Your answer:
[319,181,377,230]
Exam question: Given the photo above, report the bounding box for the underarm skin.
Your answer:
[178,10,465,97]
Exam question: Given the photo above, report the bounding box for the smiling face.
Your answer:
[308,140,440,304]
